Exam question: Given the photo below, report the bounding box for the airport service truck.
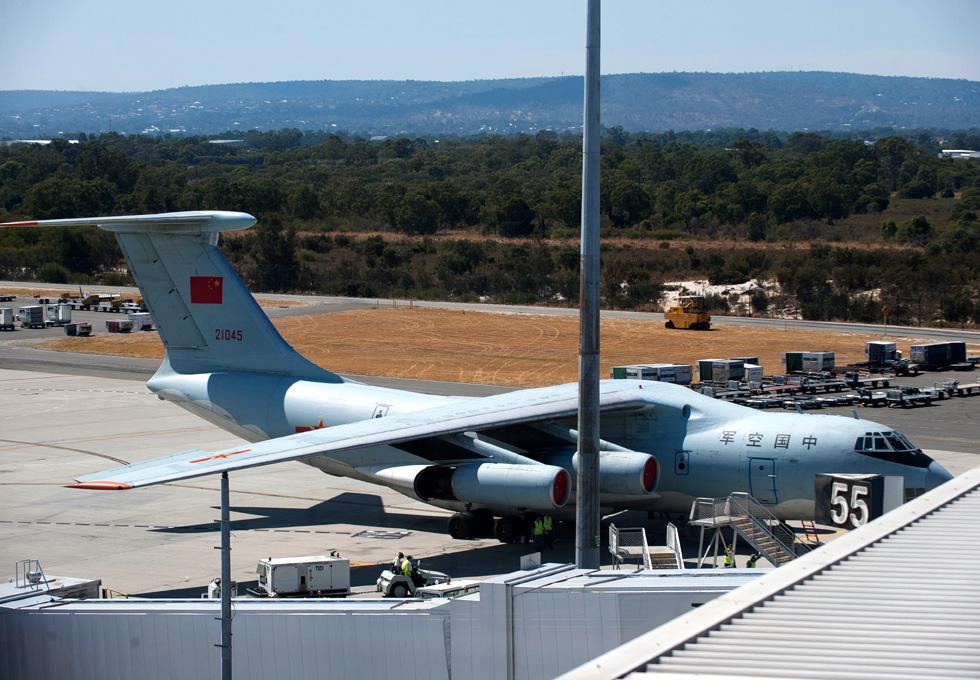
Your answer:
[248,555,350,598]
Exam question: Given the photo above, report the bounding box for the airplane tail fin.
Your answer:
[1,211,341,381]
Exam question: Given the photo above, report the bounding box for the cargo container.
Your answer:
[802,351,835,372]
[609,366,627,379]
[948,342,967,364]
[44,303,71,325]
[729,357,760,367]
[697,359,744,382]
[865,341,897,364]
[644,364,677,383]
[105,319,134,333]
[743,363,764,384]
[0,307,14,330]
[672,364,694,385]
[64,322,92,337]
[910,343,951,370]
[18,305,45,328]
[128,312,154,330]
[781,351,804,373]
[625,365,660,380]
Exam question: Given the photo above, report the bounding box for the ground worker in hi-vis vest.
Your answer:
[724,544,734,567]
[543,512,554,549]
[532,516,544,550]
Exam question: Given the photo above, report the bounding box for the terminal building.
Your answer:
[3,467,979,680]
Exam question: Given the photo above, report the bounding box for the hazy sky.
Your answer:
[2,0,978,92]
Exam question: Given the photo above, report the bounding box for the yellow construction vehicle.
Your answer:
[664,295,711,330]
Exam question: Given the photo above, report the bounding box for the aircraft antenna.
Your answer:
[576,0,601,570]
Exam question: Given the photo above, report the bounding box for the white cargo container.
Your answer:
[697,359,744,382]
[0,307,14,330]
[743,363,764,384]
[672,364,693,385]
[128,312,154,330]
[643,364,677,383]
[44,303,71,325]
[802,351,835,372]
[18,305,45,328]
[251,555,350,598]
[625,365,660,381]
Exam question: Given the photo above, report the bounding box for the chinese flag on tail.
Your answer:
[190,276,223,304]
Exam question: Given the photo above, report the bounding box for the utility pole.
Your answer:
[576,0,601,570]
[218,472,232,679]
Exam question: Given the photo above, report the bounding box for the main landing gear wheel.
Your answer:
[448,511,477,539]
[493,516,523,543]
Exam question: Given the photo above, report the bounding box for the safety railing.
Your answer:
[608,524,653,570]
[728,492,812,562]
[14,559,49,592]
[665,522,685,570]
[689,497,730,525]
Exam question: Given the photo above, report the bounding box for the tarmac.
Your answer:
[1,288,979,597]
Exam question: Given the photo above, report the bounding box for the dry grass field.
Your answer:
[39,307,971,388]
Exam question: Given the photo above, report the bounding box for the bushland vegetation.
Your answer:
[1,127,978,326]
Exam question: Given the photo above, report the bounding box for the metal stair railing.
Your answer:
[689,496,730,526]
[608,524,653,570]
[665,522,685,569]
[728,493,813,564]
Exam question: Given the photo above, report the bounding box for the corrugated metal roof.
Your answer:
[562,465,980,680]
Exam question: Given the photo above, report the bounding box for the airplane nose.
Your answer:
[925,460,954,491]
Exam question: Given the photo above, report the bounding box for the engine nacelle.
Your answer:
[543,449,659,496]
[414,463,570,509]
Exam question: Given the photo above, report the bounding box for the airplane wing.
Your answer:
[71,382,650,490]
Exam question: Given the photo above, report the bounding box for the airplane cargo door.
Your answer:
[749,458,778,504]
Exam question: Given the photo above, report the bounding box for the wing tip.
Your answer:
[67,481,132,491]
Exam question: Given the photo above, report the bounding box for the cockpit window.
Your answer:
[853,431,931,468]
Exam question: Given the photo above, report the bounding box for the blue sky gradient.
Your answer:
[2,0,977,92]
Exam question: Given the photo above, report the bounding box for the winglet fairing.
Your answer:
[0,211,953,541]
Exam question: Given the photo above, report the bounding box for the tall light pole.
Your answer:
[576,0,601,570]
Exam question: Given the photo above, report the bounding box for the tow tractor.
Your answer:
[377,560,451,598]
[664,295,711,330]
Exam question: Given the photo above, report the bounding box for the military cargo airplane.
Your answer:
[0,211,953,541]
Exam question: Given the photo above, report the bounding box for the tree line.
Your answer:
[0,126,978,326]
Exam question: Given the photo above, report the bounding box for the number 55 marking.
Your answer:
[830,482,870,528]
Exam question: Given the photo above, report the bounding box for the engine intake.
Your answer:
[543,449,659,496]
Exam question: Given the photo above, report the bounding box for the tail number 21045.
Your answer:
[215,329,243,341]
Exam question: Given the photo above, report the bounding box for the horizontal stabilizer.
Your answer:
[0,210,256,234]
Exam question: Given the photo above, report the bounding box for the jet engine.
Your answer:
[414,462,570,509]
[543,448,659,496]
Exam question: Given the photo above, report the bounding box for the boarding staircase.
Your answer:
[609,523,685,570]
[690,492,816,567]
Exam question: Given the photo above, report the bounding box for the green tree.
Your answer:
[607,179,650,227]
[394,191,440,235]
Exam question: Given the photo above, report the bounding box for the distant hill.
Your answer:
[1,72,978,138]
